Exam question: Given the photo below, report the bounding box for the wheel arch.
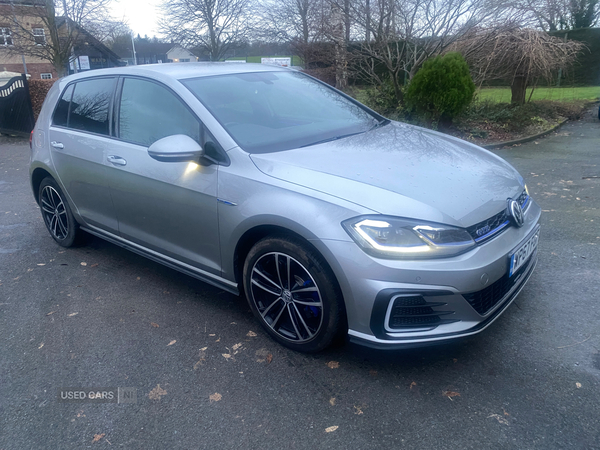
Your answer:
[31,167,53,204]
[233,225,346,311]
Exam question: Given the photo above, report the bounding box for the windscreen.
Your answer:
[182,71,379,153]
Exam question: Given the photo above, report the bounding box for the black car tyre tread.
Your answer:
[38,177,81,247]
[243,236,347,353]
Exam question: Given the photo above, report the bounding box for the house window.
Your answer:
[1,27,12,46]
[180,58,190,62]
[32,28,46,45]
[41,73,52,79]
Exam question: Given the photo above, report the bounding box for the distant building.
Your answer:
[0,0,122,79]
[119,41,199,66]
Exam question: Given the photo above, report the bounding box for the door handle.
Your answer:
[50,141,64,149]
[107,155,127,166]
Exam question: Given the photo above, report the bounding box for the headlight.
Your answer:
[342,216,475,259]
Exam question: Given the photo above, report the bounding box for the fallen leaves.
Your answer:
[327,361,339,369]
[92,433,105,443]
[209,392,222,403]
[246,331,257,337]
[325,426,339,433]
[38,342,44,349]
[329,398,336,406]
[46,311,55,316]
[576,382,582,389]
[150,322,159,328]
[222,343,244,361]
[193,360,204,370]
[80,262,87,266]
[194,348,207,369]
[148,384,167,400]
[353,405,365,415]
[167,340,176,346]
[67,312,78,317]
[255,348,273,363]
[488,414,509,425]
[443,390,461,400]
[410,381,417,390]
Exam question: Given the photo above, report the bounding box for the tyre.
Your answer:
[38,177,80,247]
[243,236,346,353]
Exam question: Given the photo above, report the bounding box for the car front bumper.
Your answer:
[316,200,542,348]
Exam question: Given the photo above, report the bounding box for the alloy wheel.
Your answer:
[249,252,324,343]
[40,185,69,241]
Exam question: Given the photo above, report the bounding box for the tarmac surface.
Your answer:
[0,107,599,449]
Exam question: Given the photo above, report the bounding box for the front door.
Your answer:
[106,77,221,275]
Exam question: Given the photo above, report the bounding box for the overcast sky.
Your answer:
[110,0,162,39]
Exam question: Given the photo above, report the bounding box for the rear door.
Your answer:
[48,77,119,233]
[105,76,222,275]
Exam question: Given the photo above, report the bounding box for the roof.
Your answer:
[55,16,122,62]
[131,42,174,56]
[60,62,290,82]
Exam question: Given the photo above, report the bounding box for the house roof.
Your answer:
[55,16,122,63]
[132,42,175,57]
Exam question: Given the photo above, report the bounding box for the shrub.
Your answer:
[29,79,58,121]
[405,52,476,127]
[350,80,402,117]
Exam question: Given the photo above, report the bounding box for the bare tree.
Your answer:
[1,0,114,76]
[158,0,253,61]
[350,0,511,104]
[454,26,584,103]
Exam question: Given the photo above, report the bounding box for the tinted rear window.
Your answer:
[68,78,115,136]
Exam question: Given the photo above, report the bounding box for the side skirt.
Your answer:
[80,225,239,296]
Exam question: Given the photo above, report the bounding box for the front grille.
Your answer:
[463,249,536,315]
[466,190,529,243]
[388,295,458,330]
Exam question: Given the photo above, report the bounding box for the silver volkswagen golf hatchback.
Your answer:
[30,63,540,352]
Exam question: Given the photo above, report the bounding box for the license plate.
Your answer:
[509,228,539,277]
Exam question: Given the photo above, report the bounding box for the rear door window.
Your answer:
[68,78,115,136]
[118,78,200,147]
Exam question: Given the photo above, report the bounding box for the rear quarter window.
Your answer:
[52,84,74,127]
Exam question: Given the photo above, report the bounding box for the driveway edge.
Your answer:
[482,119,569,150]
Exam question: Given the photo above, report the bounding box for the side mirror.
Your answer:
[148,134,204,163]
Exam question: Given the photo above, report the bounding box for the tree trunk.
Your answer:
[511,75,527,105]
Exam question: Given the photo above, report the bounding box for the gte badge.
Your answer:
[57,387,137,403]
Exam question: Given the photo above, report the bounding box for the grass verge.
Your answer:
[476,86,600,103]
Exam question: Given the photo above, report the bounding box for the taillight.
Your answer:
[29,131,33,149]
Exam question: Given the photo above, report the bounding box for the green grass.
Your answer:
[476,86,600,103]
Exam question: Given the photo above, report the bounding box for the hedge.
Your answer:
[28,79,57,121]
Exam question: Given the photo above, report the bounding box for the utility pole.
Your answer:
[131,34,137,65]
